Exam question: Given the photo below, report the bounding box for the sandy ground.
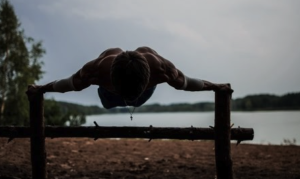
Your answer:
[0,138,300,179]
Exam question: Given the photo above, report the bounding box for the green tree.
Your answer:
[44,99,86,126]
[0,0,45,125]
[44,99,69,126]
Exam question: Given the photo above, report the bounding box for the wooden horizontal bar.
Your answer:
[0,126,253,141]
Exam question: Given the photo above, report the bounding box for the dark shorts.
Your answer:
[98,86,156,109]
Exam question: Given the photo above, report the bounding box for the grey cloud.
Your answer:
[10,0,300,106]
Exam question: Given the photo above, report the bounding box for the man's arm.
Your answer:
[28,71,90,94]
[28,48,122,94]
[162,58,232,92]
[28,59,97,93]
[178,75,231,92]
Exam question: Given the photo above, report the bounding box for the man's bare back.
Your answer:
[72,47,185,93]
[28,46,232,109]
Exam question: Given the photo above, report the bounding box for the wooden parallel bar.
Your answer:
[0,126,254,141]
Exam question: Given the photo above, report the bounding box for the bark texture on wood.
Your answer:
[0,126,253,141]
[215,89,234,179]
[28,92,46,179]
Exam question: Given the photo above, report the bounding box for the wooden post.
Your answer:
[28,91,46,179]
[214,87,233,179]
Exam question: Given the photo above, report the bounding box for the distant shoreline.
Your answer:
[56,92,300,115]
[87,109,300,115]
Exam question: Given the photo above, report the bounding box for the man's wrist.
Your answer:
[212,84,220,91]
[202,80,217,91]
[40,82,55,93]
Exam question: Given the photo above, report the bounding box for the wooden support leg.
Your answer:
[215,89,233,179]
[28,92,46,179]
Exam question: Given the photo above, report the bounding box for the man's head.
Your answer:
[111,51,150,101]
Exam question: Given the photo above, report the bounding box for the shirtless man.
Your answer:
[28,46,232,109]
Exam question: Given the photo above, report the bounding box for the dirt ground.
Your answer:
[0,138,299,179]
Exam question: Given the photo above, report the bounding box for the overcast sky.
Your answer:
[10,0,300,107]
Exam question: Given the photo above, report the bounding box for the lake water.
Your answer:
[84,111,300,145]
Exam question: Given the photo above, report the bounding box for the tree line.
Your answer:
[55,92,300,116]
[29,91,300,126]
[232,93,300,111]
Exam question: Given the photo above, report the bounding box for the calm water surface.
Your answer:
[84,111,300,145]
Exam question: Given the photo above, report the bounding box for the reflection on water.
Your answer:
[84,111,300,145]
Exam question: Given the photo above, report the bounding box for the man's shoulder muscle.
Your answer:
[98,48,123,58]
[92,48,123,69]
[135,46,158,54]
[137,48,180,85]
[79,48,121,79]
